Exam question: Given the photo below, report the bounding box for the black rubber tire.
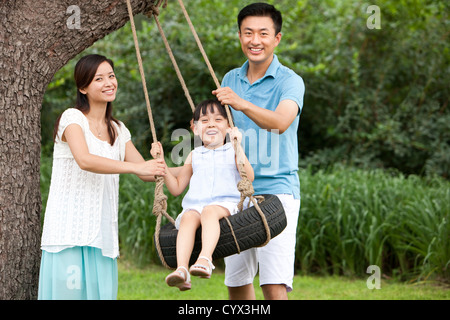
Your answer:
[155,194,287,269]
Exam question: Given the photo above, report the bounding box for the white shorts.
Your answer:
[224,194,300,292]
[175,201,239,230]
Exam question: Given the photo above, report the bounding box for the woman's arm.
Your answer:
[64,123,166,177]
[123,140,167,182]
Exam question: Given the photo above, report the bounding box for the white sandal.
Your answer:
[189,256,215,279]
[165,266,191,291]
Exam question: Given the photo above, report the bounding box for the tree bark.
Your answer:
[0,0,159,300]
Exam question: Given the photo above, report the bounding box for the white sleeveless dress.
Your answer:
[175,143,242,229]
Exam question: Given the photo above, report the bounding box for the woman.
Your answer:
[38,54,166,300]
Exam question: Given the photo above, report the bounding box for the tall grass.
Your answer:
[40,156,449,282]
[117,174,186,266]
[297,166,449,282]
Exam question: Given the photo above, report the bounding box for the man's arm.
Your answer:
[213,87,298,134]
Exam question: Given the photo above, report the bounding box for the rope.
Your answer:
[224,217,240,253]
[175,0,272,247]
[147,0,271,253]
[125,0,273,266]
[146,11,195,112]
[125,0,157,142]
[175,0,234,127]
[125,0,174,269]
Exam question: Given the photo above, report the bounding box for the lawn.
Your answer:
[117,260,449,300]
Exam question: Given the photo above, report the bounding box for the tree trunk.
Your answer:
[0,0,159,300]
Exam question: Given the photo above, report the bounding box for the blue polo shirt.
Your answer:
[221,54,305,199]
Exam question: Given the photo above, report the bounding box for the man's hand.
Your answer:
[212,87,247,111]
[214,87,298,134]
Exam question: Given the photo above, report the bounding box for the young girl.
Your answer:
[39,54,166,300]
[151,99,254,291]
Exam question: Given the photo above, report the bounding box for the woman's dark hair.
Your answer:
[237,2,282,35]
[53,54,120,146]
[193,99,229,122]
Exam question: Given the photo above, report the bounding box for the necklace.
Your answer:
[95,125,102,137]
[84,112,106,138]
[89,120,104,137]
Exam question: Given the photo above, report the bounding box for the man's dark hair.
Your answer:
[237,2,282,35]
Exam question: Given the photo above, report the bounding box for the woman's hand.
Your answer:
[133,158,166,177]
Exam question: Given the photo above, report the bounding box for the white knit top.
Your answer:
[40,108,131,258]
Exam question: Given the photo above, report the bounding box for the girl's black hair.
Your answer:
[193,99,229,122]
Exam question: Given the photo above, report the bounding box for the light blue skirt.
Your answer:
[38,246,118,300]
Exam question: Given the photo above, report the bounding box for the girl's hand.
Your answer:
[150,142,164,159]
[134,158,166,177]
[227,127,242,144]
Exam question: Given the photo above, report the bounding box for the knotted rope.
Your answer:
[175,0,272,248]
[126,0,273,266]
[125,0,174,269]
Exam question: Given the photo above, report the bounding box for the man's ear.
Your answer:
[274,32,282,46]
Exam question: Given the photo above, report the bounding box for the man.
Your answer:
[213,2,305,300]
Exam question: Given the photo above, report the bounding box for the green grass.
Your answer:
[117,260,450,300]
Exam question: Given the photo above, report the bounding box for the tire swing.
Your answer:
[125,0,287,269]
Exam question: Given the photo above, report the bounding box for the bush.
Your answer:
[293,0,450,177]
[117,173,186,266]
[41,0,449,178]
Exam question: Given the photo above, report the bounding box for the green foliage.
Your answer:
[116,164,450,281]
[117,172,187,266]
[41,0,449,177]
[293,0,450,177]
